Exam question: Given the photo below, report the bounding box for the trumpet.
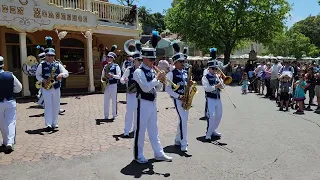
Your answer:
[153,65,180,91]
[217,67,232,85]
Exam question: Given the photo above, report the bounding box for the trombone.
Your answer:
[216,67,236,108]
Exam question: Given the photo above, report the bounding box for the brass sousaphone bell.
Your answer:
[124,39,141,56]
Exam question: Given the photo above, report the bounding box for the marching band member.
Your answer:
[120,43,142,137]
[202,58,224,141]
[122,55,134,73]
[199,48,216,120]
[133,31,172,164]
[36,36,69,131]
[36,46,65,115]
[0,56,22,152]
[101,45,121,120]
[166,43,192,152]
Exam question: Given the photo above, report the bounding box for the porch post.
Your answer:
[19,32,31,96]
[86,0,92,11]
[86,30,95,92]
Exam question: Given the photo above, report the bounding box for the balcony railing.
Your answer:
[47,0,137,27]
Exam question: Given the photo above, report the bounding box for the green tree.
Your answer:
[165,0,290,64]
[138,6,166,34]
[291,15,320,48]
[266,29,319,59]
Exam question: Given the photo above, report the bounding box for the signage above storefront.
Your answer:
[0,0,98,32]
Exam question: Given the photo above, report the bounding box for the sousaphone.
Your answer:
[124,39,141,56]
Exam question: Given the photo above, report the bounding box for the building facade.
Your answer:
[0,0,139,96]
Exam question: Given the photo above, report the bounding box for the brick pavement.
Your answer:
[0,92,201,165]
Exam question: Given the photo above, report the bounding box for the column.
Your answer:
[19,32,31,96]
[0,27,7,70]
[86,30,95,92]
[86,0,92,11]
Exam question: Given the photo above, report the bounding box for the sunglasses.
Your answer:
[46,55,54,57]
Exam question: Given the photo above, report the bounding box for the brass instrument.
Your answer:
[215,73,237,108]
[35,81,42,89]
[217,67,233,85]
[153,65,180,91]
[101,63,111,90]
[43,66,57,90]
[182,66,198,110]
[124,39,140,56]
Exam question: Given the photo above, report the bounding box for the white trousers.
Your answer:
[134,99,164,159]
[205,97,208,117]
[42,88,61,127]
[0,100,16,145]
[37,89,45,108]
[206,98,223,139]
[104,84,117,119]
[124,93,137,135]
[173,99,189,146]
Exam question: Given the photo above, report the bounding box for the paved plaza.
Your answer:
[0,86,319,180]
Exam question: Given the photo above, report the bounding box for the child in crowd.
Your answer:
[279,73,292,111]
[293,73,307,114]
[240,72,250,94]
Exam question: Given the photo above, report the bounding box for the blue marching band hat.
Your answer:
[171,42,186,64]
[44,36,55,56]
[107,45,118,59]
[141,31,161,60]
[37,36,55,60]
[208,48,219,68]
[0,55,4,67]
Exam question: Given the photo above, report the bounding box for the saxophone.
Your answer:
[43,66,57,90]
[101,63,111,90]
[182,66,198,110]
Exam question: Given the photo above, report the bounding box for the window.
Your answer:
[60,38,85,75]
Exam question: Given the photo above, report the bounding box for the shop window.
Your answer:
[60,38,85,75]
[5,33,32,44]
[60,38,84,48]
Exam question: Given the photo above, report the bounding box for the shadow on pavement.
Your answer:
[163,145,192,157]
[121,159,170,178]
[95,118,114,125]
[118,101,127,104]
[196,136,233,153]
[29,113,45,118]
[25,128,59,135]
[27,105,43,109]
[0,145,7,154]
[112,132,134,141]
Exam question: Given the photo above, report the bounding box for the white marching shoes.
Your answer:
[213,131,222,137]
[155,154,173,162]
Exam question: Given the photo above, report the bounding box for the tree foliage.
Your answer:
[266,29,319,59]
[291,15,320,48]
[165,0,290,63]
[138,6,166,35]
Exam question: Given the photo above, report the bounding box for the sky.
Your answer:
[110,0,320,27]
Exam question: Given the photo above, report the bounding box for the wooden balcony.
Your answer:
[47,0,138,29]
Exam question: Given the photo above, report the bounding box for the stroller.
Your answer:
[276,72,295,109]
